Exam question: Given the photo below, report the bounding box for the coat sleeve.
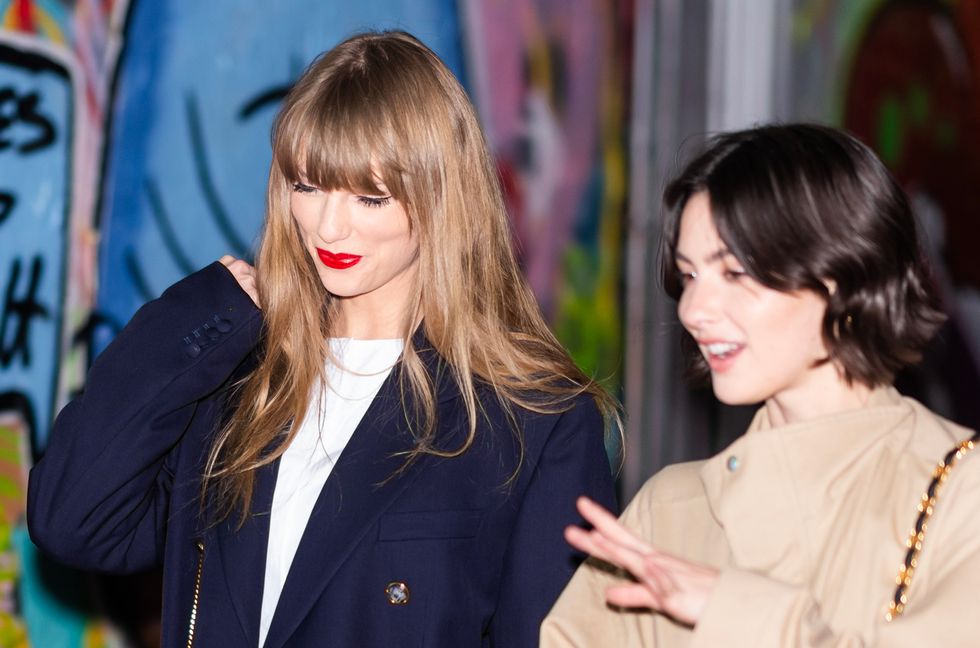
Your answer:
[540,477,661,647]
[27,262,262,573]
[488,397,618,647]
[544,453,980,647]
[692,455,980,648]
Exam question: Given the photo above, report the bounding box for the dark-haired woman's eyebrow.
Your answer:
[705,248,733,263]
[675,247,732,265]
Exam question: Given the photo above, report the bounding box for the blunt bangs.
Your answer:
[271,47,422,202]
[274,95,406,200]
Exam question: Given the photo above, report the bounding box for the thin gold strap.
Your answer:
[885,434,979,621]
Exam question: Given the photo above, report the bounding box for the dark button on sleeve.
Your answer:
[213,316,232,333]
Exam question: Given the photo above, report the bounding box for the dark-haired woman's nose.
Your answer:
[677,275,721,335]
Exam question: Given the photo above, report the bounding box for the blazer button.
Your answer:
[385,581,410,605]
[214,317,232,333]
[184,342,202,358]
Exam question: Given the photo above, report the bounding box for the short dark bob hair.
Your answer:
[660,123,945,387]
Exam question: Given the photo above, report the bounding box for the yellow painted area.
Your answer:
[0,426,27,526]
[33,4,67,45]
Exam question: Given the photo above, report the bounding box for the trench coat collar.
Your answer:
[214,326,462,646]
[699,387,911,582]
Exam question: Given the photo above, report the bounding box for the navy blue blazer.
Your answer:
[27,262,617,647]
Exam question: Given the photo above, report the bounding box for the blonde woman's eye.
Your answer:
[292,182,317,194]
[357,195,392,208]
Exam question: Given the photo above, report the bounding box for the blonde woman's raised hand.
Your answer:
[565,497,719,627]
[219,255,260,308]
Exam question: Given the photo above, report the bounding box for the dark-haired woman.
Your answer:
[27,32,617,647]
[542,124,978,646]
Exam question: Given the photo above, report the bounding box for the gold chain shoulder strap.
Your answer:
[885,432,980,621]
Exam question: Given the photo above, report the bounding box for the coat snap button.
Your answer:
[726,455,739,472]
[184,342,202,358]
[385,581,410,605]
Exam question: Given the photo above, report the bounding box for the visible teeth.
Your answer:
[706,342,738,356]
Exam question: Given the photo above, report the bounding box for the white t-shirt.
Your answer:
[258,337,404,646]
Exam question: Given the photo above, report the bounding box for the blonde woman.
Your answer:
[542,124,979,646]
[28,31,617,647]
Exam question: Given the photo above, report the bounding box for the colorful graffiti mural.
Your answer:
[0,33,73,453]
[1,0,630,643]
[0,2,128,643]
[464,0,628,387]
[841,0,980,429]
[4,0,978,643]
[95,1,464,354]
[790,0,980,430]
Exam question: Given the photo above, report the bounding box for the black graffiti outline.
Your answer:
[184,91,250,256]
[0,256,50,369]
[101,43,300,306]
[0,40,73,460]
[237,54,301,120]
[69,309,123,379]
[0,192,14,226]
[0,390,37,464]
[238,83,292,120]
[0,86,57,154]
[143,177,195,275]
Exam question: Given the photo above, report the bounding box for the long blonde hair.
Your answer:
[204,31,619,525]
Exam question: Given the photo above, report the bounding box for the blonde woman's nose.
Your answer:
[317,192,352,242]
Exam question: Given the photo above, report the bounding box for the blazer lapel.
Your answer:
[214,454,280,646]
[262,368,434,648]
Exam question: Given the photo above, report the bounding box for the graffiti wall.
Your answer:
[94,1,465,355]
[0,5,124,644]
[463,0,629,386]
[0,0,629,644]
[791,0,980,430]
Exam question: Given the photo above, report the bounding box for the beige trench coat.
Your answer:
[541,388,979,646]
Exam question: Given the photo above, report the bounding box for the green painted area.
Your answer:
[907,83,930,125]
[876,97,903,166]
[0,447,21,464]
[554,244,620,391]
[830,0,888,123]
[0,478,20,500]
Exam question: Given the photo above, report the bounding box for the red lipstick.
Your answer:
[316,248,362,270]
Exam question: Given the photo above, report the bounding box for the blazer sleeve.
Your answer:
[540,476,662,647]
[27,261,262,573]
[489,398,618,647]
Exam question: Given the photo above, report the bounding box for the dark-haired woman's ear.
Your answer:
[219,255,261,308]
